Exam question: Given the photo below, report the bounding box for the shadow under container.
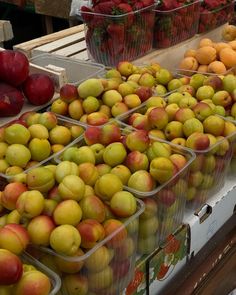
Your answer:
[0,115,86,190]
[198,1,235,34]
[26,199,145,295]
[78,4,156,67]
[117,105,236,212]
[153,0,200,49]
[21,252,61,295]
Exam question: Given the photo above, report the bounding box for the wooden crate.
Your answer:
[14,24,88,60]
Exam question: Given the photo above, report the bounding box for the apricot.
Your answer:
[184,49,196,58]
[220,47,236,68]
[213,42,231,56]
[208,61,227,74]
[228,40,236,50]
[178,57,198,74]
[222,25,236,41]
[198,65,208,73]
[195,46,216,65]
[199,38,214,48]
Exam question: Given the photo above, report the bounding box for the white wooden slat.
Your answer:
[52,40,87,57]
[71,50,89,61]
[32,31,85,54]
[13,24,84,58]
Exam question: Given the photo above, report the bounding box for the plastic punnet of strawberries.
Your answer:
[80,0,156,66]
[198,0,234,33]
[153,0,200,49]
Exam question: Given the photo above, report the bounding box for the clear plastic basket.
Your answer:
[30,54,105,86]
[153,0,201,49]
[21,252,61,295]
[54,122,195,255]
[117,104,236,212]
[198,1,235,33]
[78,4,156,66]
[175,66,236,77]
[0,114,86,186]
[26,199,145,295]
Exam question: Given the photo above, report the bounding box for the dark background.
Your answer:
[0,3,71,48]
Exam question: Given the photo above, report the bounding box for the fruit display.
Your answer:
[178,37,236,75]
[80,1,156,66]
[0,111,85,182]
[153,0,200,49]
[117,78,236,209]
[55,123,194,254]
[50,63,180,125]
[198,0,234,33]
[0,50,55,117]
[0,249,61,295]
[0,156,144,295]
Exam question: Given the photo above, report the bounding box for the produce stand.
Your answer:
[1,3,236,292]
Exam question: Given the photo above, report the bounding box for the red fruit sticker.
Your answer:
[156,263,170,280]
[126,270,144,295]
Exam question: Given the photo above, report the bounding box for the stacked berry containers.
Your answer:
[153,0,201,49]
[198,0,235,33]
[78,3,156,66]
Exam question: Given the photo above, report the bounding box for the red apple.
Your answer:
[23,74,55,106]
[0,82,25,116]
[0,50,29,86]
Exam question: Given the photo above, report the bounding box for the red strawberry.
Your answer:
[107,23,125,43]
[133,1,144,10]
[80,6,94,22]
[142,0,154,7]
[116,3,133,13]
[96,1,115,14]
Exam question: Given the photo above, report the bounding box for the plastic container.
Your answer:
[176,66,236,77]
[30,54,105,86]
[21,252,61,295]
[198,1,235,33]
[78,4,156,66]
[27,199,145,295]
[117,104,236,212]
[54,122,195,255]
[0,115,86,187]
[153,0,200,49]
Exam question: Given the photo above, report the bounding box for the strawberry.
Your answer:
[80,6,94,22]
[116,3,133,13]
[142,0,155,7]
[133,1,144,10]
[95,1,115,14]
[106,24,125,57]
